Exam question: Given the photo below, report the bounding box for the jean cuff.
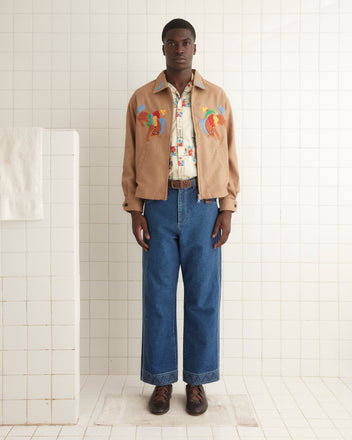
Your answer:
[141,369,178,385]
[183,369,219,385]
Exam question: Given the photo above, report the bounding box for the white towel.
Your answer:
[0,127,43,220]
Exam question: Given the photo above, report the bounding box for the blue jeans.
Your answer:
[141,179,222,386]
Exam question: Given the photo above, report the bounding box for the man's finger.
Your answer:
[213,229,230,248]
[142,220,150,240]
[135,226,149,251]
[137,237,149,251]
[138,238,149,251]
[212,222,221,238]
[214,236,226,248]
[214,233,224,248]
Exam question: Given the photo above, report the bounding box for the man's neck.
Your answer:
[165,68,193,96]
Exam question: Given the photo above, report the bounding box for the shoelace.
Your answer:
[154,385,169,402]
[188,385,202,403]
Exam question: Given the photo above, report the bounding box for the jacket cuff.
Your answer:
[219,196,237,212]
[122,198,144,213]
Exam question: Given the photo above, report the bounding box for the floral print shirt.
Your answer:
[167,74,197,180]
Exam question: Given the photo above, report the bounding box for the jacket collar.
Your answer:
[153,69,206,94]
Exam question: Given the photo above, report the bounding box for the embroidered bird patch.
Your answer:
[200,105,226,140]
[137,104,166,141]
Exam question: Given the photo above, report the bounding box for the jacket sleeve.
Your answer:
[121,93,144,213]
[219,93,240,212]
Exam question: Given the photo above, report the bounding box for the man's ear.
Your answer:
[162,45,165,56]
[193,44,197,55]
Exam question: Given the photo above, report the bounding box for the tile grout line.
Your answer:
[242,376,270,440]
[126,0,130,386]
[302,376,349,439]
[323,376,352,419]
[259,0,264,379]
[298,0,302,379]
[86,0,91,378]
[280,376,320,439]
[107,0,111,380]
[337,0,341,380]
[260,376,296,440]
[82,374,109,439]
[0,0,14,427]
[240,0,244,384]
[279,0,283,378]
[26,0,33,426]
[49,110,53,425]
[318,0,322,379]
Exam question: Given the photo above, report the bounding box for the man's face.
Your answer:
[162,28,196,71]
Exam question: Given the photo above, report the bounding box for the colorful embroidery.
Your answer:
[137,104,145,113]
[195,80,205,88]
[155,81,165,91]
[200,105,226,140]
[137,105,166,141]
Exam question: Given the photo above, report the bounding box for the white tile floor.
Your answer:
[1,375,352,439]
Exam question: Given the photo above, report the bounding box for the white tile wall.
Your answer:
[0,0,351,383]
[0,129,80,424]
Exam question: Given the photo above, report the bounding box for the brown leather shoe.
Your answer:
[186,384,208,415]
[148,384,173,415]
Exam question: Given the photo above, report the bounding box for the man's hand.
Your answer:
[212,210,232,249]
[131,211,150,252]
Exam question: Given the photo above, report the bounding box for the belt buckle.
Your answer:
[170,180,177,189]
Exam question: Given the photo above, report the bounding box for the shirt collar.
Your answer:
[153,69,206,94]
[167,72,194,96]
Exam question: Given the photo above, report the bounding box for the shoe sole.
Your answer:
[150,407,170,415]
[186,406,208,416]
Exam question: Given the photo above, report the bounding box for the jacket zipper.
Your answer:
[191,88,202,198]
[165,87,173,199]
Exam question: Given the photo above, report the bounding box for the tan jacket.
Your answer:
[122,69,240,212]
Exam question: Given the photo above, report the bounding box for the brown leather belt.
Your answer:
[168,178,196,189]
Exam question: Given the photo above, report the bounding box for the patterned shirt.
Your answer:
[167,74,197,180]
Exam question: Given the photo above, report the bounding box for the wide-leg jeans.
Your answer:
[141,179,222,386]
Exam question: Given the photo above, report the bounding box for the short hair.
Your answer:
[161,18,196,42]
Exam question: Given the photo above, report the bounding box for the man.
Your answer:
[122,18,239,415]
